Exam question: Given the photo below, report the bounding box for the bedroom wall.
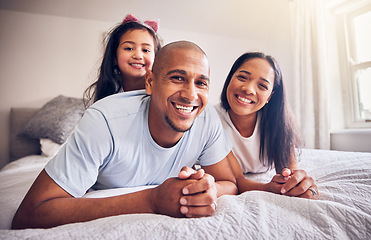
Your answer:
[0,10,111,168]
[0,9,291,169]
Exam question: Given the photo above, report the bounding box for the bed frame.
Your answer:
[9,108,41,162]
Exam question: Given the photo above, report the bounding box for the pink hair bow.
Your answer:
[122,14,159,33]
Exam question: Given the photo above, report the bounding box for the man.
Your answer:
[12,41,237,229]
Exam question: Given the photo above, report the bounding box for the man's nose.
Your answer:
[181,82,198,102]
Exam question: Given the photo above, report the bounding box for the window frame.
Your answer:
[335,1,371,128]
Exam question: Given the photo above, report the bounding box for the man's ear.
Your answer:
[145,69,154,95]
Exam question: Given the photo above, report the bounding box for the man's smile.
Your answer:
[172,102,198,114]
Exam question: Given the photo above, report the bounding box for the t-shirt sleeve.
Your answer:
[44,108,113,197]
[197,105,233,166]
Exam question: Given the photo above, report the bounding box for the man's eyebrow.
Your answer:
[239,70,271,84]
[165,69,210,82]
[199,75,210,82]
[166,69,187,76]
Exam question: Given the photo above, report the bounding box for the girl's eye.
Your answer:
[143,49,151,53]
[124,47,133,51]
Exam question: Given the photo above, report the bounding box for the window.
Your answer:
[335,1,371,128]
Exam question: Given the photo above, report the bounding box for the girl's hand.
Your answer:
[280,168,318,199]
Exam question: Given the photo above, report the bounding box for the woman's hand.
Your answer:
[278,168,318,199]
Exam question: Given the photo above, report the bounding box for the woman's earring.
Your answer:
[114,65,121,75]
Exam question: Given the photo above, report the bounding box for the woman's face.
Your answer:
[226,58,275,118]
[116,29,155,81]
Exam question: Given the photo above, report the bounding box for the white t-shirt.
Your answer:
[215,103,269,173]
[45,90,232,197]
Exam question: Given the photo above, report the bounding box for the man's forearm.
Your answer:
[12,188,155,229]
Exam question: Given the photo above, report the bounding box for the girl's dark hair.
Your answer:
[83,21,162,107]
[220,52,302,173]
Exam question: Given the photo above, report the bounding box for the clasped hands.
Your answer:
[267,168,319,199]
[151,166,217,218]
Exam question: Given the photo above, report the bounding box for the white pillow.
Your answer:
[40,138,63,157]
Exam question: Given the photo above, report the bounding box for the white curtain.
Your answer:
[290,0,330,149]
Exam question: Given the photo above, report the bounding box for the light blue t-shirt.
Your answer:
[45,90,232,197]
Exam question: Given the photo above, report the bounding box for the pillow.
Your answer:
[40,138,64,157]
[20,95,85,144]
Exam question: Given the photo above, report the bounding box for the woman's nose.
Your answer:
[241,82,256,95]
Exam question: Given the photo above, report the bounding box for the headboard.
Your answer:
[9,108,41,162]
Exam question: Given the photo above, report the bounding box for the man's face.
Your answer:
[146,48,210,135]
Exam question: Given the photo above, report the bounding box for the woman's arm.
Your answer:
[226,151,286,194]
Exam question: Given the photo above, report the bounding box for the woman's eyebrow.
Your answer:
[260,77,271,85]
[239,70,251,75]
[239,70,271,84]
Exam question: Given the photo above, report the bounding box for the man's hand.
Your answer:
[178,166,205,180]
[150,177,201,218]
[177,166,217,218]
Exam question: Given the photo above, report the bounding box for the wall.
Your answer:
[1,9,291,168]
[0,10,110,168]
[330,129,371,152]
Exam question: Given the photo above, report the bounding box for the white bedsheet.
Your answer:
[0,149,370,239]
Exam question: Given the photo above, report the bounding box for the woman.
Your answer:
[216,52,318,198]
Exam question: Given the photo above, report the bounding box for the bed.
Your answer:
[1,96,370,239]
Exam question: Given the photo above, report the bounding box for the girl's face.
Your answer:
[116,29,155,81]
[226,58,275,118]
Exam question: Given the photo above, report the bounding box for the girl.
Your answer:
[216,52,318,199]
[84,14,162,107]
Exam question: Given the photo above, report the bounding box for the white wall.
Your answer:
[0,9,292,168]
[0,10,112,168]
